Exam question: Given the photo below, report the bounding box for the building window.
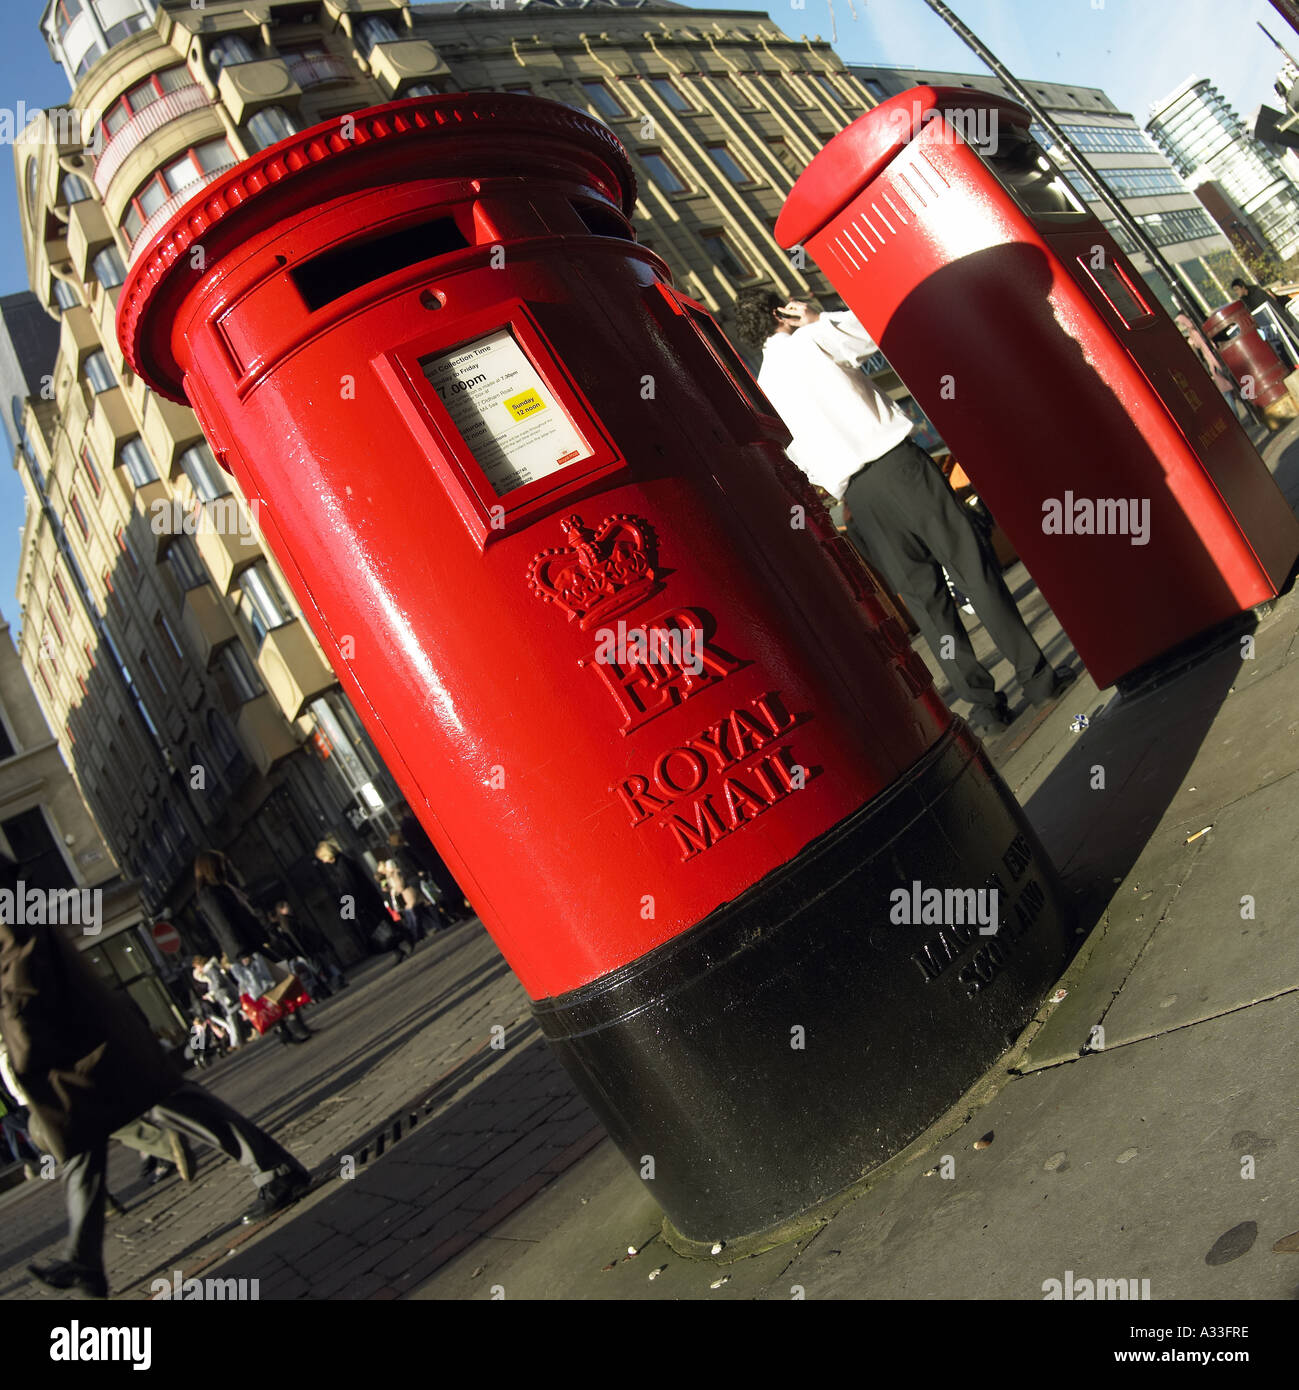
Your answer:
[154,612,186,666]
[120,436,158,486]
[810,74,844,105]
[81,444,103,496]
[582,81,625,118]
[1056,123,1153,155]
[707,145,751,184]
[701,230,749,280]
[0,808,75,890]
[166,536,206,591]
[102,66,194,139]
[355,14,401,58]
[726,75,758,111]
[122,140,237,244]
[640,152,687,194]
[116,525,140,575]
[137,646,167,698]
[221,643,264,702]
[0,708,15,761]
[238,563,294,646]
[70,492,90,540]
[1132,207,1221,246]
[404,82,438,98]
[53,278,79,311]
[61,173,91,203]
[770,140,802,176]
[83,641,96,668]
[208,34,257,70]
[53,571,71,612]
[100,5,151,48]
[649,78,691,113]
[47,604,64,647]
[1097,166,1188,199]
[102,570,123,624]
[207,709,246,774]
[83,350,116,394]
[247,106,298,150]
[862,78,887,100]
[92,247,127,290]
[179,442,228,501]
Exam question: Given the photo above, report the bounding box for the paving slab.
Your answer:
[785,991,1299,1301]
[411,1140,817,1301]
[1099,768,1299,1045]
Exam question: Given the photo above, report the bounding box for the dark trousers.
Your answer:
[843,440,1053,715]
[63,1082,297,1273]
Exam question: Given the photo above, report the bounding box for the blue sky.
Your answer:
[0,0,1290,626]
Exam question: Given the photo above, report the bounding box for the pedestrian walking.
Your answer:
[380,832,438,942]
[228,950,313,1046]
[0,917,312,1299]
[191,953,246,1050]
[193,851,267,962]
[267,899,346,992]
[735,288,1073,736]
[314,839,406,962]
[398,807,472,925]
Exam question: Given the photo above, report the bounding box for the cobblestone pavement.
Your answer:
[0,918,602,1301]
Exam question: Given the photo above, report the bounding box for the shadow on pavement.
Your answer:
[201,1024,596,1299]
[1024,632,1252,929]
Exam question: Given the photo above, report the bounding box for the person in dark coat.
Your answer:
[313,839,393,956]
[398,809,472,923]
[0,917,311,1299]
[193,851,266,962]
[267,899,346,991]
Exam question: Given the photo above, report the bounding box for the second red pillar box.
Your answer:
[119,95,1073,1245]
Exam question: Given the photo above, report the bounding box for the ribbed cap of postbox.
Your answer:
[774,85,1033,250]
[118,93,638,402]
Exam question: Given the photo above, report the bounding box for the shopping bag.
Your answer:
[240,993,284,1035]
[265,974,310,1012]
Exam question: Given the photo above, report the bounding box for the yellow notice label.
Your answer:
[505,389,546,421]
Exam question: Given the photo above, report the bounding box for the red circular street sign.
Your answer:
[151,921,181,954]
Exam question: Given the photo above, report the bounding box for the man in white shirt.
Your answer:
[734,289,1072,736]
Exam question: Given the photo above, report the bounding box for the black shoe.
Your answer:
[968,696,1014,738]
[1027,665,1078,707]
[242,1164,311,1224]
[28,1260,107,1300]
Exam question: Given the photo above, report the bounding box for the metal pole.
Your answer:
[920,0,1210,320]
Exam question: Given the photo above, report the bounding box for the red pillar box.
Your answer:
[776,87,1299,691]
[119,94,1073,1245]
[1204,300,1290,413]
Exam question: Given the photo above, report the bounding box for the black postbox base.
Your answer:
[533,721,1075,1246]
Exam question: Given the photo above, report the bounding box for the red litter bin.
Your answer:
[1204,300,1290,414]
[776,86,1299,691]
[119,93,1073,1245]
